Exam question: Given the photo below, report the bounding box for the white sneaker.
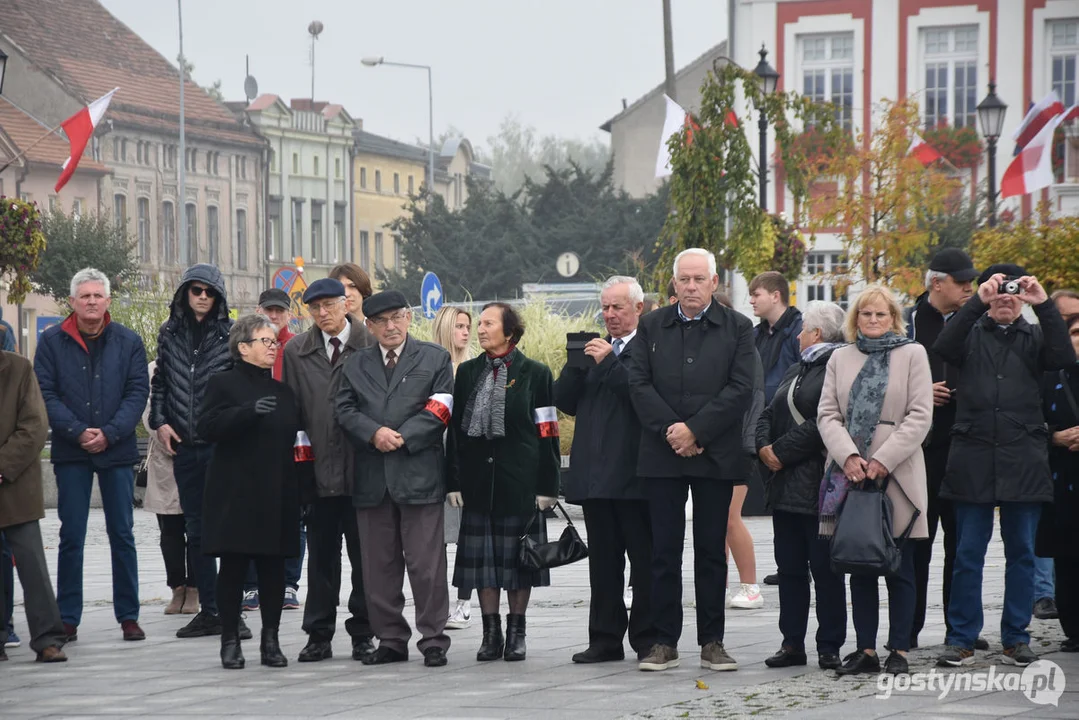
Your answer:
[728,583,764,609]
[446,599,472,629]
[624,586,633,610]
[725,588,732,609]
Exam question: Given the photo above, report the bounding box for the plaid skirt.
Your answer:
[452,509,551,591]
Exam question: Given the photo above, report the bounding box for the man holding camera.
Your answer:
[555,275,656,664]
[933,264,1075,668]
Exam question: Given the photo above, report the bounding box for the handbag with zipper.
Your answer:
[829,473,920,577]
[518,502,589,571]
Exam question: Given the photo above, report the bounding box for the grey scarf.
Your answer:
[461,349,517,439]
[818,331,913,536]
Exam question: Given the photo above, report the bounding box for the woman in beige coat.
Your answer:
[818,285,932,678]
[142,361,196,614]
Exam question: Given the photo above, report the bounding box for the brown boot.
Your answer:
[182,587,199,614]
[165,587,185,615]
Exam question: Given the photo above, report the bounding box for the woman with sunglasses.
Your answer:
[196,314,302,670]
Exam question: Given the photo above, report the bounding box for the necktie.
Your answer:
[612,338,624,356]
[329,337,341,366]
[384,349,397,382]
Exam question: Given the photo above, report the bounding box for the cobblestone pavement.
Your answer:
[0,509,1075,719]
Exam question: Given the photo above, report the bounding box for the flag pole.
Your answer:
[0,122,64,176]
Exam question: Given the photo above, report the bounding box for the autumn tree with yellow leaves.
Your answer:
[971,203,1079,293]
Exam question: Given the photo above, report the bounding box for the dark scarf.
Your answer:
[819,331,913,536]
[461,346,517,439]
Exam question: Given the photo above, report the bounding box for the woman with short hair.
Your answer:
[329,263,374,321]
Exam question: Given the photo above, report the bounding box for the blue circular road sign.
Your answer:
[421,272,443,320]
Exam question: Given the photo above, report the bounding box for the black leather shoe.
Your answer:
[883,651,909,676]
[835,650,880,676]
[1034,597,1059,620]
[176,610,222,638]
[260,628,288,668]
[1061,638,1079,652]
[298,639,333,663]
[818,652,841,670]
[477,613,504,662]
[974,637,990,651]
[220,632,245,670]
[238,617,253,641]
[361,646,408,665]
[762,573,780,586]
[351,636,376,662]
[423,647,448,667]
[504,613,527,661]
[764,646,807,668]
[572,646,625,663]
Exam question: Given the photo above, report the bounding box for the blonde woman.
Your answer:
[432,305,475,629]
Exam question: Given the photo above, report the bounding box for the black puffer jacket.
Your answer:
[149,264,233,445]
[755,344,839,515]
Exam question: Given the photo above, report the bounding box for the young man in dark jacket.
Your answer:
[749,271,803,404]
[34,268,149,643]
[934,264,1075,669]
[149,264,240,639]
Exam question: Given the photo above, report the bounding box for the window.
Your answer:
[239,156,247,179]
[923,26,978,129]
[291,199,303,258]
[113,194,127,232]
[206,151,214,175]
[270,149,277,172]
[162,201,176,265]
[313,156,320,176]
[213,152,219,175]
[393,235,402,269]
[335,157,342,178]
[236,209,248,270]
[408,175,414,195]
[185,203,198,264]
[268,198,282,261]
[311,202,323,262]
[804,252,849,308]
[374,231,384,269]
[394,172,400,194]
[73,198,83,218]
[801,33,854,131]
[137,142,143,164]
[334,204,346,262]
[375,170,382,192]
[112,137,120,162]
[145,142,154,167]
[207,206,219,265]
[1052,19,1079,107]
[360,167,367,189]
[292,153,299,174]
[122,139,127,162]
[360,230,370,269]
[48,196,58,213]
[137,198,150,262]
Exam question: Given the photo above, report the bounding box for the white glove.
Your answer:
[536,495,558,511]
[447,492,464,508]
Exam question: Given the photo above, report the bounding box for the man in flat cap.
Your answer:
[335,290,455,667]
[283,278,377,663]
[257,289,295,382]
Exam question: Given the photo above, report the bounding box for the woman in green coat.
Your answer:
[447,302,561,663]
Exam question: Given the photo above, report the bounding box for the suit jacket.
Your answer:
[334,336,455,509]
[0,351,49,529]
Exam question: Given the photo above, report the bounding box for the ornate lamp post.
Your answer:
[976,81,1008,227]
[753,45,780,210]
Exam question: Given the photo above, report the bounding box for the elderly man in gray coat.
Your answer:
[335,290,456,668]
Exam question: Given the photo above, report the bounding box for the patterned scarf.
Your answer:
[818,331,913,536]
[461,348,517,439]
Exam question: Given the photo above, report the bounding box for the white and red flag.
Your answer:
[908,133,942,165]
[55,88,118,192]
[1012,91,1064,153]
[656,94,689,178]
[1000,110,1066,198]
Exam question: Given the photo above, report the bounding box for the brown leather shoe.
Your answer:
[122,620,146,641]
[36,646,68,663]
[164,586,185,615]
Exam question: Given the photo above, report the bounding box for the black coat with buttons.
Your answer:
[934,296,1076,504]
[628,302,756,480]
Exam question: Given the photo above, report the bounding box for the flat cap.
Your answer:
[258,288,291,310]
[363,290,409,318]
[302,278,346,304]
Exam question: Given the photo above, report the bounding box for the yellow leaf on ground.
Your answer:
[695,679,710,690]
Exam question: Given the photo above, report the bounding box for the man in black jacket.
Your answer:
[149,264,242,639]
[749,271,803,404]
[934,264,1075,669]
[904,248,978,649]
[629,249,756,673]
[555,275,655,664]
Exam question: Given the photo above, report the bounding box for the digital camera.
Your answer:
[999,278,1021,295]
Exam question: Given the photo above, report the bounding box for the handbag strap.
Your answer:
[785,373,806,425]
[876,474,921,545]
[520,501,575,537]
[1059,369,1079,421]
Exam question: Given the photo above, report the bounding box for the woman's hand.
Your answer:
[537,496,558,511]
[843,454,868,483]
[447,492,463,508]
[759,445,783,472]
[865,458,890,481]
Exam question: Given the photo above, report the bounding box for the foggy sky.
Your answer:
[99,0,727,153]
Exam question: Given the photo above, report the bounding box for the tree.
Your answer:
[33,209,139,303]
[808,98,963,296]
[0,198,47,304]
[970,204,1079,294]
[483,116,610,195]
[176,55,223,103]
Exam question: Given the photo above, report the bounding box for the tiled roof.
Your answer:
[0,0,264,149]
[354,130,429,164]
[0,96,109,173]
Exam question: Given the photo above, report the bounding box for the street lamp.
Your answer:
[361,56,435,196]
[753,45,780,210]
[976,81,1008,227]
[0,48,8,95]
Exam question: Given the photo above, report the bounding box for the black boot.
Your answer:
[260,627,288,668]
[504,613,527,661]
[220,632,245,669]
[476,613,504,661]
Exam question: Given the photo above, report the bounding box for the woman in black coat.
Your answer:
[1039,314,1079,653]
[196,314,301,670]
[755,301,849,671]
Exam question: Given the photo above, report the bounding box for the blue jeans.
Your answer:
[54,463,140,626]
[245,522,306,591]
[2,534,13,630]
[946,502,1041,650]
[1033,556,1055,602]
[172,444,218,615]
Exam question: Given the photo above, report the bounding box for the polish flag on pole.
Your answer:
[656,94,689,178]
[1000,110,1066,199]
[1011,91,1064,153]
[55,88,118,192]
[908,133,942,165]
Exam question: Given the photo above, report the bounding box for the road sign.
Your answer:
[556,252,580,278]
[421,272,443,319]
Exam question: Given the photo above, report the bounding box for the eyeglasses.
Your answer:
[242,337,279,348]
[308,297,344,314]
[189,286,217,298]
[368,311,410,328]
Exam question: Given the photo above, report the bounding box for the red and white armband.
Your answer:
[534,406,559,438]
[424,393,454,425]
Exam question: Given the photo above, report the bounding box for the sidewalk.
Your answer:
[0,509,1074,719]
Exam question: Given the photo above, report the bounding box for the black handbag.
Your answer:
[518,502,589,571]
[829,474,919,577]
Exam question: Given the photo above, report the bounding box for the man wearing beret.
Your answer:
[335,290,455,667]
[282,278,377,663]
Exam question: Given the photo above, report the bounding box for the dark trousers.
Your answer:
[912,443,955,641]
[1,534,12,629]
[582,498,656,655]
[772,510,846,655]
[172,444,218,614]
[245,522,306,591]
[0,521,66,653]
[217,554,284,635]
[157,514,196,589]
[849,541,917,652]
[646,477,733,647]
[1056,557,1079,641]
[302,495,372,642]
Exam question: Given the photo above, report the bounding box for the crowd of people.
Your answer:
[0,246,1076,679]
